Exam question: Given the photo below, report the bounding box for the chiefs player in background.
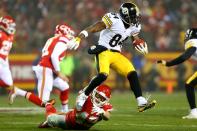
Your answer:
[0,16,18,92]
[71,2,156,112]
[38,84,113,130]
[9,23,79,112]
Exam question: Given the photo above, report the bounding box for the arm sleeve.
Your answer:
[51,42,67,71]
[166,47,196,67]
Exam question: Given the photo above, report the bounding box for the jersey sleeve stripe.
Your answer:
[185,40,195,50]
[104,15,112,25]
[186,72,197,84]
[102,15,112,28]
[185,44,192,50]
[102,18,111,28]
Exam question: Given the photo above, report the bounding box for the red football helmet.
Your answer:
[91,85,111,107]
[55,23,75,37]
[0,16,16,35]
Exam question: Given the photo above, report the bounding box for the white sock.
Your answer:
[61,104,68,112]
[15,87,27,97]
[137,96,147,106]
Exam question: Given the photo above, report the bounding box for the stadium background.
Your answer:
[0,0,197,93]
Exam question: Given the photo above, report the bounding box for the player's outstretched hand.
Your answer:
[157,60,167,66]
[92,105,105,115]
[67,37,81,50]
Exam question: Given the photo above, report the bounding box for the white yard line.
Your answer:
[0,107,44,114]
[1,122,197,128]
[0,107,42,110]
[98,123,197,128]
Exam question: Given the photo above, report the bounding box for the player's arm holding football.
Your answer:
[131,27,148,55]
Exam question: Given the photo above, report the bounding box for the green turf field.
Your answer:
[0,91,197,131]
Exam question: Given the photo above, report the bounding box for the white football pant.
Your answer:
[33,65,69,102]
[0,58,13,86]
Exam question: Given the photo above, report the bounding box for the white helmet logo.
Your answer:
[122,7,129,15]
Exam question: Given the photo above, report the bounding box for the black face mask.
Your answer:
[184,28,197,42]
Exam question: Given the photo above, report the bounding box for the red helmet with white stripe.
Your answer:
[0,16,16,35]
[55,23,75,37]
[91,85,111,107]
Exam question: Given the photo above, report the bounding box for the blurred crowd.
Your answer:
[0,0,196,90]
[1,0,196,52]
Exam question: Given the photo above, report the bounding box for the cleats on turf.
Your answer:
[182,113,197,119]
[138,100,156,112]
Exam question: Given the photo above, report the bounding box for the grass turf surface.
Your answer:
[0,91,197,131]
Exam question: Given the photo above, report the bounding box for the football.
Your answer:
[132,38,146,47]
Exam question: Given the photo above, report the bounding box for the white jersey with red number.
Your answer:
[0,30,14,61]
[65,97,113,129]
[0,30,14,87]
[39,35,72,71]
[99,12,141,52]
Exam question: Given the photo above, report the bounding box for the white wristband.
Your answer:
[80,30,88,38]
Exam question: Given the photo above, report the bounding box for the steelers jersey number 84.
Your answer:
[109,34,123,47]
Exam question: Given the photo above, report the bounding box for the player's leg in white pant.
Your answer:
[35,66,53,102]
[53,77,69,112]
[0,63,13,87]
[47,114,67,129]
